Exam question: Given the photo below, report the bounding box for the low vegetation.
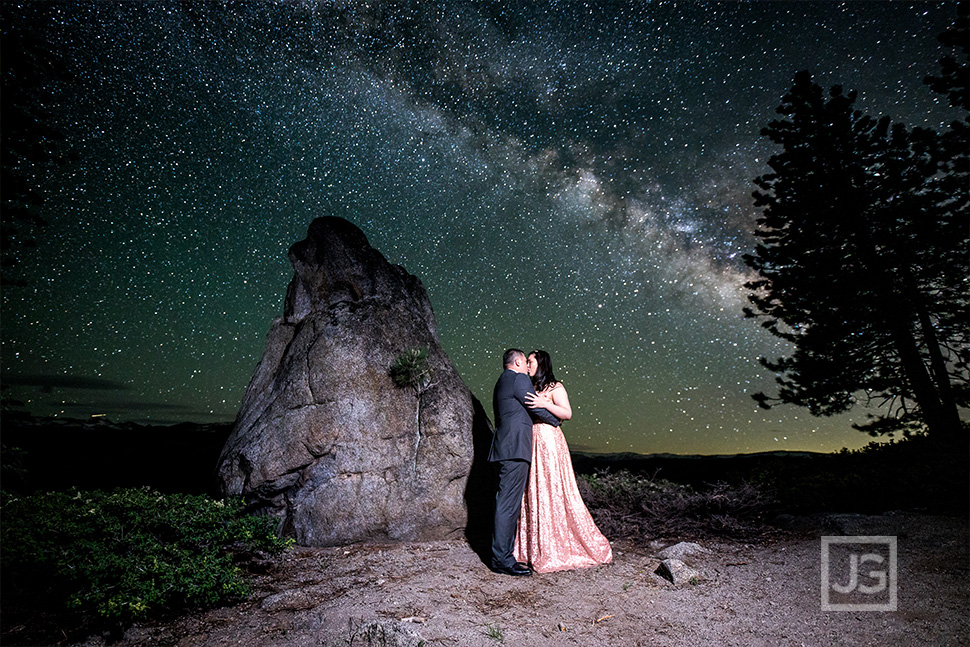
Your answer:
[578,434,968,546]
[1,487,290,642]
[755,435,969,514]
[1,426,964,645]
[578,471,775,543]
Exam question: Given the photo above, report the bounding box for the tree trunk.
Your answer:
[889,314,960,443]
[916,305,963,439]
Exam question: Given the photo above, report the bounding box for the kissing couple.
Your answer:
[488,348,613,576]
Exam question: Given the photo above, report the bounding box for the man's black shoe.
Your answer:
[491,562,532,576]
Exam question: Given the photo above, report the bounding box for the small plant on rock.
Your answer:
[390,347,433,392]
[390,348,434,469]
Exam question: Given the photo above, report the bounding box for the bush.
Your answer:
[752,435,970,514]
[578,470,775,542]
[1,487,291,633]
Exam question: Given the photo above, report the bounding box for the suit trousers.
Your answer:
[491,458,531,569]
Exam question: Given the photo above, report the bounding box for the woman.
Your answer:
[514,350,612,573]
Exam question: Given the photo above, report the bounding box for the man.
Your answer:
[489,348,559,576]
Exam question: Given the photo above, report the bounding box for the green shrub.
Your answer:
[1,487,290,629]
[390,348,432,391]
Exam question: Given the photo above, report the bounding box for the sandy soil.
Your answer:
[73,512,967,647]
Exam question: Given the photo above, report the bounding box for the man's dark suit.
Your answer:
[489,368,559,570]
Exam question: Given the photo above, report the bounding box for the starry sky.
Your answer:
[1,1,962,455]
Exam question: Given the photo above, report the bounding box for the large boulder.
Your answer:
[217,217,493,547]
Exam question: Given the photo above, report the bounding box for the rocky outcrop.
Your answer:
[216,217,492,546]
[655,558,703,586]
[654,541,709,585]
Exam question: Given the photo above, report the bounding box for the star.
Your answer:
[1,1,960,454]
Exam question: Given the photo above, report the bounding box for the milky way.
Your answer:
[1,1,961,454]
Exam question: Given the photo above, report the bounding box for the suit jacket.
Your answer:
[489,369,560,462]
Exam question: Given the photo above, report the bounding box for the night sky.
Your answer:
[2,1,962,455]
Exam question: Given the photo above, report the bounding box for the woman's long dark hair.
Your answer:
[530,349,558,393]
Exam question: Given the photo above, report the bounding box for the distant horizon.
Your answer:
[2,3,959,459]
[2,408,890,458]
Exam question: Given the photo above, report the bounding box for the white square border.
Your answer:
[821,535,898,612]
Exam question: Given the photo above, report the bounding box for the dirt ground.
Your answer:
[72,512,967,647]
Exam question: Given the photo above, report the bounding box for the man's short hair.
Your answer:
[503,348,525,368]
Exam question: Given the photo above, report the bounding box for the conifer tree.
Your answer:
[744,66,968,443]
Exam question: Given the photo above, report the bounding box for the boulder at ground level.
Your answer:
[217,217,492,546]
[657,541,710,561]
[655,558,703,586]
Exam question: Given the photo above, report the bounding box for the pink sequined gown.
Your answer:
[514,421,613,573]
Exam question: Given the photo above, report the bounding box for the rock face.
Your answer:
[217,217,493,547]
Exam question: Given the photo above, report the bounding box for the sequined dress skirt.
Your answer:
[514,423,613,573]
